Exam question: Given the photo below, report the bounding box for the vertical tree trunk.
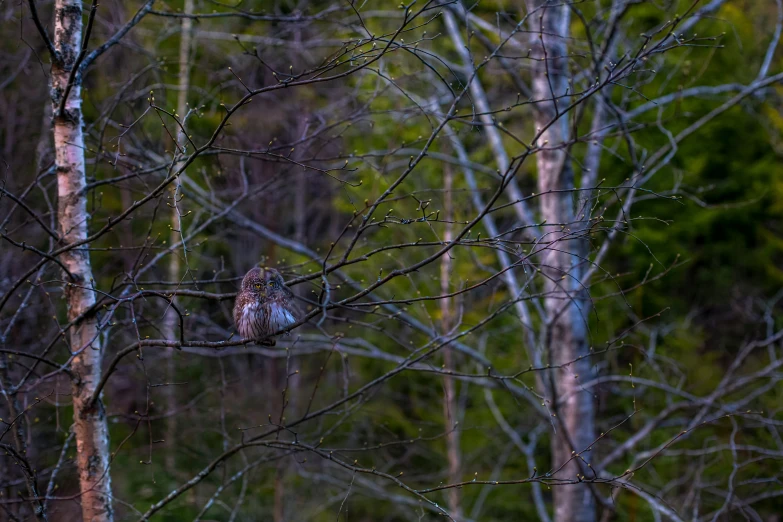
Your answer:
[273,462,285,522]
[52,2,114,521]
[0,365,47,520]
[164,0,195,473]
[440,165,462,521]
[526,2,596,521]
[442,8,537,229]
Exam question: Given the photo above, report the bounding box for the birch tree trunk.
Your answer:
[164,0,195,472]
[52,1,114,520]
[442,8,537,229]
[526,2,596,521]
[440,165,462,521]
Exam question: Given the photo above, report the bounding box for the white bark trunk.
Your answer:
[526,2,596,521]
[440,165,462,521]
[442,9,537,230]
[52,1,114,521]
[164,0,194,472]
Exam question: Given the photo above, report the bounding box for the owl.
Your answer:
[233,267,300,345]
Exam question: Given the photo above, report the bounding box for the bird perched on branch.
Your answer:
[234,267,300,345]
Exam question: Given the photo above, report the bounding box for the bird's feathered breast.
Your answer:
[234,276,299,340]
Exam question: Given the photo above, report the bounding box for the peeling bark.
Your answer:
[52,1,114,521]
[526,2,596,521]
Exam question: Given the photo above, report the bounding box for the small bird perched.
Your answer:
[234,267,300,345]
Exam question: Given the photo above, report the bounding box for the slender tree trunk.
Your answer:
[0,99,53,522]
[0,366,47,520]
[263,350,284,522]
[164,0,194,473]
[439,15,541,367]
[294,170,307,245]
[52,1,114,521]
[526,2,596,521]
[442,8,537,229]
[273,461,285,522]
[440,165,462,521]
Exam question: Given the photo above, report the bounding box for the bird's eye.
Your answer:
[254,284,260,289]
[268,281,274,287]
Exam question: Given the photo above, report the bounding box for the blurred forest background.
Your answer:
[1,0,783,521]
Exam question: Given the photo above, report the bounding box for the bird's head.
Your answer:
[241,267,286,298]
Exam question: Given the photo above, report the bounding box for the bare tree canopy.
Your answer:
[1,1,782,521]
